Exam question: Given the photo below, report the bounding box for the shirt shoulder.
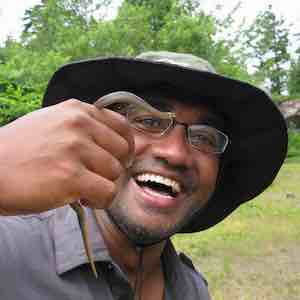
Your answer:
[179,252,208,286]
[0,210,56,272]
[163,241,211,300]
[178,252,211,300]
[0,207,113,300]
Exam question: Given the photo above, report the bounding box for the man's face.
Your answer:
[107,95,221,245]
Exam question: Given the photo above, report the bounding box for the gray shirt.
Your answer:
[0,206,211,300]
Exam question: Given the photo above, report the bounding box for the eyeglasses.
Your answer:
[95,92,229,154]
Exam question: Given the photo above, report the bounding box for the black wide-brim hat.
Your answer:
[43,51,288,233]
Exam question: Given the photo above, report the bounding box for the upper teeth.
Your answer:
[136,173,181,194]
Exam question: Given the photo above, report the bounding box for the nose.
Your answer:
[150,125,194,168]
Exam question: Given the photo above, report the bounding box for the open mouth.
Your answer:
[134,173,181,198]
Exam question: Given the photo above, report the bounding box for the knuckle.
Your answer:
[91,105,104,117]
[104,109,131,135]
[55,160,82,186]
[65,111,89,130]
[63,98,83,108]
[62,134,85,154]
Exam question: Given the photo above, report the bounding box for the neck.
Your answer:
[94,209,166,282]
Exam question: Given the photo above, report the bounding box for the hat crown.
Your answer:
[136,51,216,73]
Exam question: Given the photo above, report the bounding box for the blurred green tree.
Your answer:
[288,60,300,97]
[243,5,291,95]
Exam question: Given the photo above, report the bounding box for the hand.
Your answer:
[0,99,134,215]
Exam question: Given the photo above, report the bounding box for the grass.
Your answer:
[173,160,300,300]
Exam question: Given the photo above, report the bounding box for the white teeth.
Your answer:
[136,173,181,194]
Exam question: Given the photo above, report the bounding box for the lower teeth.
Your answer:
[137,181,174,197]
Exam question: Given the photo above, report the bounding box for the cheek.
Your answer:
[189,156,219,211]
[194,152,220,187]
[133,133,150,156]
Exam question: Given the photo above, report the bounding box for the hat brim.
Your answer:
[43,57,288,232]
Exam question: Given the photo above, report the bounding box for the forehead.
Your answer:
[135,91,225,129]
[169,99,217,124]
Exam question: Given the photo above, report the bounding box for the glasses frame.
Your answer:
[127,108,229,154]
[94,91,229,155]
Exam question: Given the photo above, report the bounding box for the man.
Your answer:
[0,51,287,299]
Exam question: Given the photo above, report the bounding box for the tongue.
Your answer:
[142,186,173,198]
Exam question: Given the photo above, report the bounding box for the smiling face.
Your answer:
[106,94,222,246]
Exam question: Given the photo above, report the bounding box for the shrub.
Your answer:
[287,130,300,158]
[0,80,42,126]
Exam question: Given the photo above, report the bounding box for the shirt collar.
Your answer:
[50,205,190,287]
[50,206,112,275]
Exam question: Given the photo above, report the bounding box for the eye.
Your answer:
[189,129,218,149]
[193,134,216,145]
[132,115,165,132]
[188,125,228,153]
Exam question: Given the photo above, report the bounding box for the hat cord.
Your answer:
[133,246,144,300]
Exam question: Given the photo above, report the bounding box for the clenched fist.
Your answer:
[0,99,134,215]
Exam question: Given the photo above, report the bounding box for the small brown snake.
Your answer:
[70,91,175,278]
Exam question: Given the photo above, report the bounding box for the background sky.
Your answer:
[0,0,300,46]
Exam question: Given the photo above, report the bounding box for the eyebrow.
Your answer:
[197,113,225,131]
[141,95,174,112]
[149,99,225,130]
[135,92,226,130]
[132,90,173,111]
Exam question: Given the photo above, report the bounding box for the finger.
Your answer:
[76,169,117,209]
[85,116,134,167]
[87,106,131,139]
[60,98,129,140]
[60,99,131,141]
[61,100,135,167]
[80,140,124,181]
[92,108,135,168]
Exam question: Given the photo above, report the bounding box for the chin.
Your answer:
[106,205,191,246]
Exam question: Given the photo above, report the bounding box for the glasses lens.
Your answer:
[127,107,172,135]
[188,125,228,154]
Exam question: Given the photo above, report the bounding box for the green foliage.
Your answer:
[211,2,254,83]
[243,5,291,95]
[0,0,295,102]
[157,9,216,57]
[117,0,249,81]
[0,46,70,92]
[0,0,257,127]
[0,0,252,93]
[287,130,300,158]
[272,94,292,103]
[288,58,300,96]
[107,3,155,55]
[124,0,173,32]
[0,80,41,126]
